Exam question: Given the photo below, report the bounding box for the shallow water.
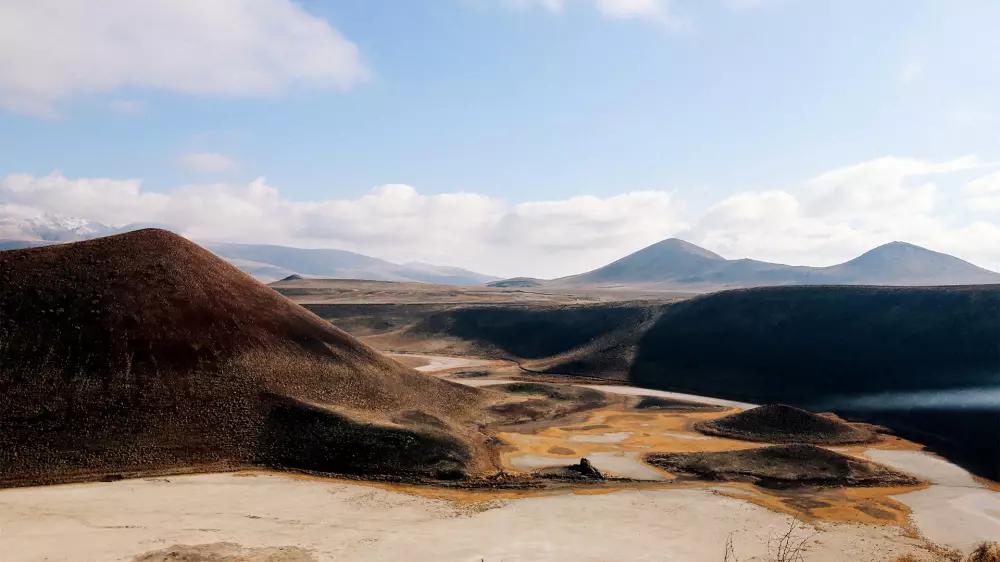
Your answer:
[821,386,1000,411]
[568,432,631,443]
[662,431,711,441]
[864,449,1000,551]
[507,451,670,481]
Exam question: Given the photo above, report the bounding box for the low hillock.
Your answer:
[646,444,920,489]
[695,404,876,444]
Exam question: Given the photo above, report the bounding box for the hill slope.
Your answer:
[555,238,726,286]
[0,229,489,486]
[555,239,1000,289]
[818,241,1000,285]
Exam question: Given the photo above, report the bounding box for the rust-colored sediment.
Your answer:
[490,402,927,527]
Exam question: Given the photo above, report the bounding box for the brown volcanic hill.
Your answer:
[0,229,489,486]
[694,404,876,445]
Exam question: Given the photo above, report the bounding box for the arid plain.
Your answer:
[2,238,998,562]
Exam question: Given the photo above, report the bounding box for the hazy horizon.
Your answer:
[2,1,1000,277]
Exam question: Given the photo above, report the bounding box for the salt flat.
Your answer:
[0,473,930,562]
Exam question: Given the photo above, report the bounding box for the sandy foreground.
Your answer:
[864,449,1000,551]
[0,472,930,562]
[2,355,997,561]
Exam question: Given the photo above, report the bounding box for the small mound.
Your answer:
[279,274,304,282]
[646,444,919,489]
[0,229,488,486]
[695,404,876,444]
[487,277,543,288]
[634,396,725,412]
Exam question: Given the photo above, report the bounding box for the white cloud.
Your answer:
[505,0,566,11]
[594,0,665,19]
[0,0,369,116]
[0,173,683,278]
[501,0,683,27]
[3,156,1000,277]
[178,152,239,175]
[683,156,999,268]
[964,170,1000,213]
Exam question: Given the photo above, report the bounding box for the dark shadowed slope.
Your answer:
[630,285,1000,399]
[0,229,489,487]
[627,285,1000,478]
[553,238,1000,289]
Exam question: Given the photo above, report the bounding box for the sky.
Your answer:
[1,0,1000,278]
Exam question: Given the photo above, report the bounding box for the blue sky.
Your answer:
[1,0,1000,277]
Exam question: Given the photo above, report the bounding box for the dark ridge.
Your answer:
[646,444,921,489]
[0,229,487,487]
[695,404,876,444]
[634,396,726,412]
[410,303,656,360]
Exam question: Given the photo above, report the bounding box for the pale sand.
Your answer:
[389,352,495,373]
[449,377,520,387]
[569,431,632,443]
[0,473,930,562]
[582,384,756,409]
[864,449,1000,551]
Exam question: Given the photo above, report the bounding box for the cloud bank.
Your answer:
[0,0,368,116]
[2,156,999,278]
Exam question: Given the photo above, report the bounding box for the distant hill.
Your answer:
[0,236,499,286]
[553,238,1000,289]
[0,240,48,251]
[203,242,499,285]
[487,277,546,288]
[816,241,1000,285]
[0,229,489,486]
[561,239,727,284]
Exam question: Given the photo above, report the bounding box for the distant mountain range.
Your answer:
[546,238,1000,289]
[204,242,500,285]
[0,238,499,286]
[6,234,999,289]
